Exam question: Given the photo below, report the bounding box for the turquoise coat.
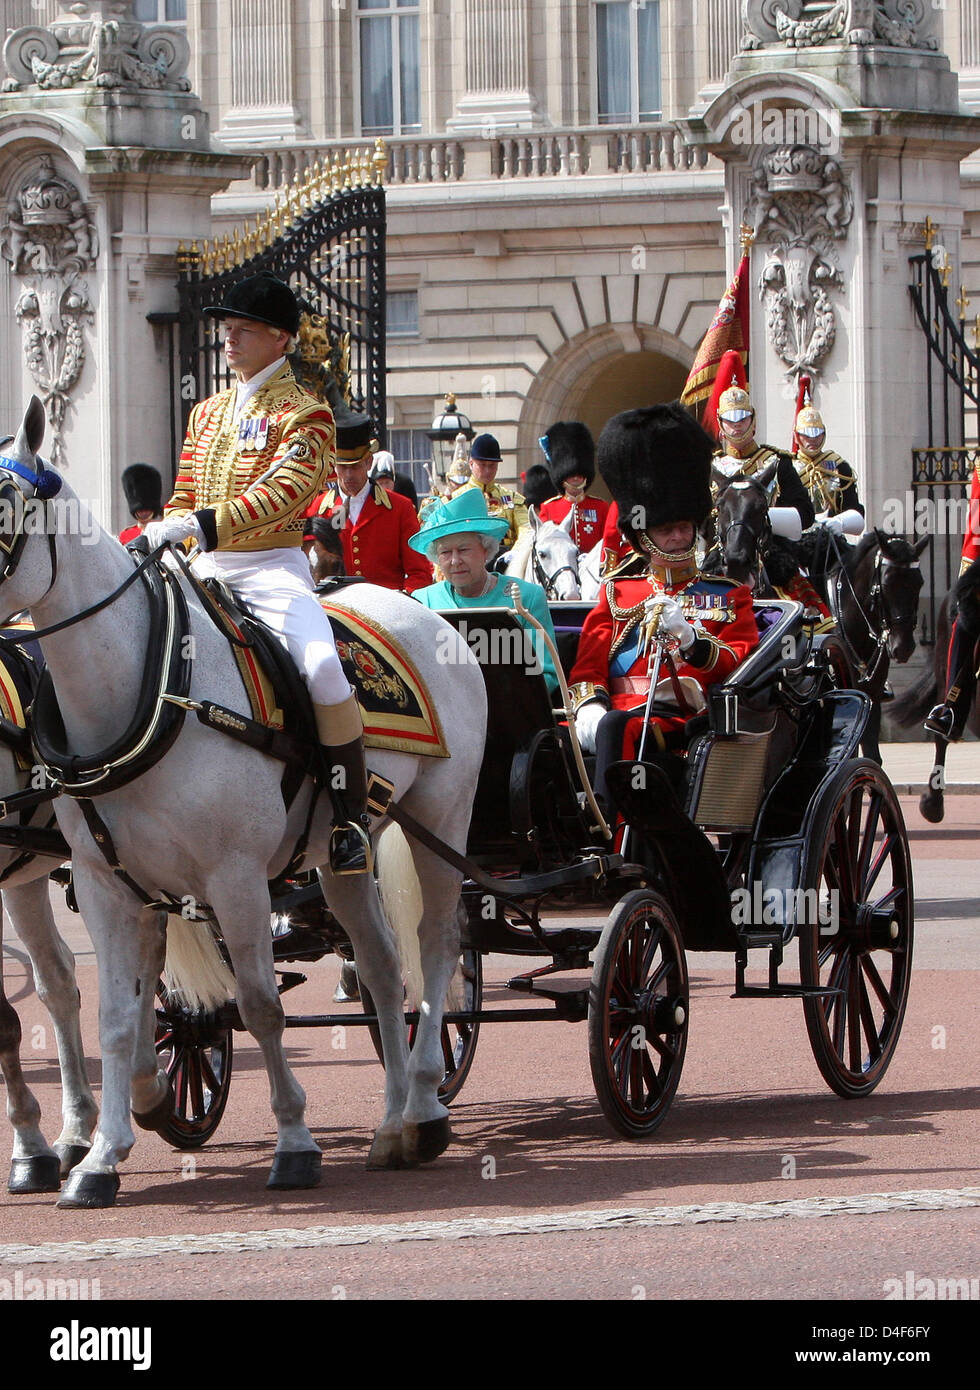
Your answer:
[414,573,561,696]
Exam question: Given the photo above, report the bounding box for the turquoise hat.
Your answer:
[409,486,509,554]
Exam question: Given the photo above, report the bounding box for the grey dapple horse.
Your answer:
[0,785,97,1193]
[0,397,486,1207]
[505,508,582,599]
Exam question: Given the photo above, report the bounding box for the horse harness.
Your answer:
[530,532,579,600]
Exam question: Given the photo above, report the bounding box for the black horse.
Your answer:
[891,556,980,823]
[707,476,926,763]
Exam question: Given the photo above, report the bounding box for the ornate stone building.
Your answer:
[4,1,980,541]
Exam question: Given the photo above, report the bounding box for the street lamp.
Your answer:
[427,392,473,480]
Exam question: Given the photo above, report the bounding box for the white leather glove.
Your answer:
[769,507,803,542]
[574,700,606,754]
[820,514,845,536]
[143,515,204,549]
[647,595,697,651]
[837,509,865,537]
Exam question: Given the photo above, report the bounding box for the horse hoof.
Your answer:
[919,794,945,824]
[8,1154,61,1194]
[366,1135,411,1170]
[404,1117,453,1166]
[55,1143,91,1178]
[266,1149,321,1190]
[57,1170,120,1209]
[132,1082,174,1135]
[333,962,360,1003]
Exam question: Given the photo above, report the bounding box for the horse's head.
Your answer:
[714,463,777,586]
[872,528,928,663]
[529,512,581,600]
[0,397,66,617]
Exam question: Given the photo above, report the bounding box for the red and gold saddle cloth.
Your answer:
[319,601,450,758]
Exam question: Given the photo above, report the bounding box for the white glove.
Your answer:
[837,509,865,537]
[574,700,606,754]
[143,515,204,550]
[820,514,845,536]
[647,595,697,651]
[769,507,803,542]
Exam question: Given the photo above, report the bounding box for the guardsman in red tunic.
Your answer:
[925,464,980,742]
[536,421,610,554]
[310,416,432,593]
[148,272,370,872]
[118,463,162,545]
[569,403,759,793]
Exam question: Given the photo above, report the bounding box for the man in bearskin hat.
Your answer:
[454,433,528,552]
[309,415,432,592]
[521,463,558,512]
[145,270,370,874]
[569,403,759,790]
[118,463,163,545]
[536,421,610,555]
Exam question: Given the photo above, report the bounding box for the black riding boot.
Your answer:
[315,697,372,875]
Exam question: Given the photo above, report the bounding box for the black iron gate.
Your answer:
[158,148,386,483]
[908,246,980,643]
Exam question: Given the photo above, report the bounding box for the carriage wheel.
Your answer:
[361,949,482,1104]
[153,983,234,1148]
[799,759,913,1098]
[821,635,854,692]
[588,890,688,1139]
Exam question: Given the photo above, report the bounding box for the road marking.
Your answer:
[2,1187,979,1265]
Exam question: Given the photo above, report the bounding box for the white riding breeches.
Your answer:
[192,546,353,707]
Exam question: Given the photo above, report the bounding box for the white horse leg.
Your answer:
[399,834,463,1165]
[129,907,170,1127]
[58,870,148,1208]
[317,862,412,1170]
[208,876,321,1189]
[2,879,97,1176]
[1,898,62,1192]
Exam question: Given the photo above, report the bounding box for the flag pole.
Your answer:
[738,221,755,387]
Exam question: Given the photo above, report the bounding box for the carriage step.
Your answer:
[506,975,589,1021]
[732,983,843,1000]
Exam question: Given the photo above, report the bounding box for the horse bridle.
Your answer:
[531,532,579,600]
[0,445,62,600]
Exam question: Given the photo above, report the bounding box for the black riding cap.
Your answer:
[203,272,301,335]
[541,421,596,489]
[598,402,714,544]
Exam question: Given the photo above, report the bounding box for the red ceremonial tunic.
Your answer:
[537,494,610,553]
[598,501,630,575]
[311,483,433,592]
[569,565,759,745]
[960,462,980,574]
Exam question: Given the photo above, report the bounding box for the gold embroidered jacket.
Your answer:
[167,363,335,551]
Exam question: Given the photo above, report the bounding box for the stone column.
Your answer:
[446,0,549,132]
[682,10,980,533]
[218,0,303,146]
[0,0,251,529]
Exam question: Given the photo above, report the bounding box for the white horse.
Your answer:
[506,508,582,600]
[0,743,97,1193]
[579,537,604,604]
[0,398,486,1208]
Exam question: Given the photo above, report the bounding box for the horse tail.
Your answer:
[163,918,236,1012]
[374,822,464,1012]
[890,662,938,728]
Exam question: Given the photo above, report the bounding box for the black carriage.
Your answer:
[152,594,913,1147]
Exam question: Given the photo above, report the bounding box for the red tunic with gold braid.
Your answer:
[167,363,334,552]
[312,484,433,593]
[960,461,980,574]
[569,562,759,731]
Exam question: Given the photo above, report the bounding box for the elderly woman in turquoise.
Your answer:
[410,489,561,698]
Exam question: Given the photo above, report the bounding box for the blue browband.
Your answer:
[0,454,63,500]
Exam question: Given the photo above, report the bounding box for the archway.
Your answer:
[519,327,692,499]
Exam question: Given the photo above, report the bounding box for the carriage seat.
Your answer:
[434,607,590,865]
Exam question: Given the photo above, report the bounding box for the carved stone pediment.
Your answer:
[2,1,191,93]
[746,145,853,379]
[741,1,939,52]
[1,156,100,466]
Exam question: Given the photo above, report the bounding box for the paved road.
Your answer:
[0,792,976,1349]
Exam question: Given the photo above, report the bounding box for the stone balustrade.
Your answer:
[248,123,713,193]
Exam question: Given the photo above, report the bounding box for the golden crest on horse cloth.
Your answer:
[335,638,410,708]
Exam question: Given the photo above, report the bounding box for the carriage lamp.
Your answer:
[427,393,474,479]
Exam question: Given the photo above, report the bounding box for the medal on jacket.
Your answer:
[239,416,269,452]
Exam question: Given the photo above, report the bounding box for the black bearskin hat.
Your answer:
[597,402,713,548]
[121,463,162,518]
[522,463,558,509]
[541,421,595,489]
[204,272,301,335]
